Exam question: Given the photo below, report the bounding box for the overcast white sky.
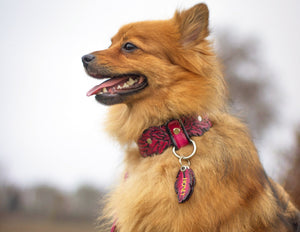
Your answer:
[0,0,299,191]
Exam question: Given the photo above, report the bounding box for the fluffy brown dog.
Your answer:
[82,3,299,232]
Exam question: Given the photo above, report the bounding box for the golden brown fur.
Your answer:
[84,3,299,231]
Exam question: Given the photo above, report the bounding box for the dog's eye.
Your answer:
[122,42,138,52]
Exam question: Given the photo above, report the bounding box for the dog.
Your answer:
[82,3,299,232]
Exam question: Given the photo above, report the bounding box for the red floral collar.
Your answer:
[138,116,212,157]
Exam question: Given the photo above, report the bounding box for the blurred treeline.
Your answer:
[0,184,103,220]
[0,30,299,231]
[0,184,102,232]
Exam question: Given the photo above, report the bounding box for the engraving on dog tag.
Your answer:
[174,167,196,203]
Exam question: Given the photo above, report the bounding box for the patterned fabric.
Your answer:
[138,116,212,157]
[138,124,171,157]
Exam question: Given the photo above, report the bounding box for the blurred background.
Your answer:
[0,0,299,231]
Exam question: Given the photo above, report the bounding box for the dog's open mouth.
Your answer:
[87,74,148,105]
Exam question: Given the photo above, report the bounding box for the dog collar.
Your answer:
[138,115,212,157]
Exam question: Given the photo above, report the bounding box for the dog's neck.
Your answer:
[105,104,163,144]
[105,102,218,146]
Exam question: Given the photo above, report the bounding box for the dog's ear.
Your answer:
[174,3,209,47]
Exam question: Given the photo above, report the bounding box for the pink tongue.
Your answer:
[86,84,103,96]
[86,77,128,96]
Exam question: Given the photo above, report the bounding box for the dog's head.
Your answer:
[82,3,226,119]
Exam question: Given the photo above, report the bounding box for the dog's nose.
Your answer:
[82,54,95,68]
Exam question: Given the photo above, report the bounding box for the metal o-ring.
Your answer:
[172,139,196,160]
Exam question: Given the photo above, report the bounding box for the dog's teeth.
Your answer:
[117,85,122,89]
[127,78,136,86]
[103,87,108,93]
[123,83,129,88]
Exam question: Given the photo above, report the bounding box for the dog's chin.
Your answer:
[94,93,123,105]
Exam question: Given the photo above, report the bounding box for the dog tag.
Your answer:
[174,166,196,203]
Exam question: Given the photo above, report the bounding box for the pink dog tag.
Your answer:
[174,167,196,203]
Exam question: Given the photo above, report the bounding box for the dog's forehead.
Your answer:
[112,20,177,43]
